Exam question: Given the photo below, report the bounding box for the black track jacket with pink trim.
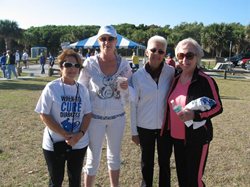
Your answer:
[161,68,223,145]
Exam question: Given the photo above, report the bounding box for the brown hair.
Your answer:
[57,49,82,68]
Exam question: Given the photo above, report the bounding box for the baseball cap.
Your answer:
[97,25,117,38]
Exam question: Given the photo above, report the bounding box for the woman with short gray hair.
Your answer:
[161,38,223,187]
[131,35,175,187]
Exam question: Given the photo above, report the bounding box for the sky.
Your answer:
[0,0,249,29]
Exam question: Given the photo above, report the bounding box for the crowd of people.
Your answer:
[34,25,223,187]
[0,49,30,79]
[0,49,58,78]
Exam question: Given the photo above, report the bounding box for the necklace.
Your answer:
[61,78,77,96]
[60,78,79,132]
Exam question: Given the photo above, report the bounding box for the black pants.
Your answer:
[138,127,172,187]
[43,147,87,187]
[173,139,209,187]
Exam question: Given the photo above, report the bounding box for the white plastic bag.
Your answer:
[184,97,216,129]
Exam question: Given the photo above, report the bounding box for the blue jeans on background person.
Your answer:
[1,65,6,78]
[6,64,18,79]
[137,127,172,187]
[43,147,87,187]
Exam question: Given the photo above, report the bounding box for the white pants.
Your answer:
[84,116,126,175]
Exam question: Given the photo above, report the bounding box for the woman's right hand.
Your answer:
[132,135,140,146]
[65,132,81,147]
[178,109,194,122]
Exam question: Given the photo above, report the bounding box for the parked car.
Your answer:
[225,53,250,67]
[225,54,243,67]
[238,57,250,69]
[246,61,250,70]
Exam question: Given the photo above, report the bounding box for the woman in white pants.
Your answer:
[78,25,132,187]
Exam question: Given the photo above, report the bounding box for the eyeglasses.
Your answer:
[99,37,115,42]
[177,52,196,60]
[63,62,81,68]
[149,48,165,55]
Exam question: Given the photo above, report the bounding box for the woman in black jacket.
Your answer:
[161,38,223,187]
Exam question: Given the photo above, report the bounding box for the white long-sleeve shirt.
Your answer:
[130,64,174,135]
[78,55,132,117]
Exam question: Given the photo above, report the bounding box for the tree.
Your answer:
[245,24,250,52]
[228,23,246,54]
[20,30,35,50]
[201,23,233,57]
[0,19,22,50]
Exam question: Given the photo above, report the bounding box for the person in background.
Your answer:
[15,50,21,68]
[22,50,29,69]
[85,48,91,59]
[35,49,92,187]
[78,49,84,61]
[6,50,18,79]
[39,52,46,74]
[78,25,132,187]
[165,53,176,68]
[131,51,139,70]
[48,52,55,67]
[130,35,175,187]
[0,52,7,78]
[94,49,99,56]
[161,38,223,187]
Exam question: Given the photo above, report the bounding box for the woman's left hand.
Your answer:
[65,132,82,146]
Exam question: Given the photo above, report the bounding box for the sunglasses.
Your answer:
[149,48,165,55]
[177,52,196,60]
[63,62,81,68]
[99,37,115,42]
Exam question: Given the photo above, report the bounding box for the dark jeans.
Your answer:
[41,64,45,74]
[43,147,87,187]
[173,139,209,187]
[138,127,172,187]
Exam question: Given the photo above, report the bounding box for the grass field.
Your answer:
[0,75,250,187]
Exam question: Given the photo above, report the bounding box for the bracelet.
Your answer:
[80,130,85,136]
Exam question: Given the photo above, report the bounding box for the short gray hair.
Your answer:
[147,35,167,51]
[175,38,204,59]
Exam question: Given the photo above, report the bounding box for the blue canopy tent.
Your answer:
[69,34,146,50]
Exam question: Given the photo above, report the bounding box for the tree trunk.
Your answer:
[5,38,11,50]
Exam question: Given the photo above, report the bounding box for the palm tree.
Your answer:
[0,19,22,50]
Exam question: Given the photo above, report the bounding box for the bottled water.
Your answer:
[171,100,193,127]
[170,100,182,113]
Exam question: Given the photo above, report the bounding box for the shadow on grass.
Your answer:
[210,74,247,79]
[0,78,51,90]
[221,95,241,100]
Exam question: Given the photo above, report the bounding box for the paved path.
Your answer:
[1,64,250,81]
[0,64,59,80]
[22,64,59,77]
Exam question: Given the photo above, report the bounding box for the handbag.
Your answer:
[47,129,72,155]
[53,141,72,155]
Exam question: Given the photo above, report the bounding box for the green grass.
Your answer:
[0,76,250,186]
